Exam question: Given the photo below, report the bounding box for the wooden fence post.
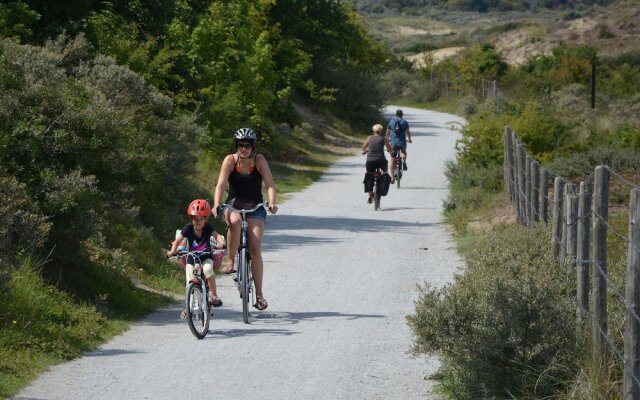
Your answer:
[592,165,610,364]
[512,132,521,223]
[566,183,579,266]
[560,183,571,260]
[504,127,514,202]
[516,140,527,226]
[552,177,565,259]
[531,161,540,223]
[540,168,549,224]
[624,188,640,399]
[577,181,592,323]
[526,155,532,226]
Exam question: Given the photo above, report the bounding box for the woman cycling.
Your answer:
[212,128,278,311]
[362,123,392,203]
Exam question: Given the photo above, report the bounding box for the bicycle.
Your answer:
[171,244,224,339]
[219,201,268,324]
[370,168,383,210]
[391,146,403,189]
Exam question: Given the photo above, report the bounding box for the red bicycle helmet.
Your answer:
[187,199,211,217]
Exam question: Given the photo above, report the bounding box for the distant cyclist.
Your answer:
[386,109,412,182]
[362,123,392,203]
[212,128,278,311]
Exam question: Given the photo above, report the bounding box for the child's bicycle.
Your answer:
[219,202,268,323]
[171,246,225,339]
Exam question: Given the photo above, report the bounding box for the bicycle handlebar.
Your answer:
[167,248,224,259]
[219,201,269,214]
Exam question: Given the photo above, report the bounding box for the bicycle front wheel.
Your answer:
[186,282,209,339]
[239,249,250,323]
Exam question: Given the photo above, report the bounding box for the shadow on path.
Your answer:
[206,310,385,339]
[265,215,440,250]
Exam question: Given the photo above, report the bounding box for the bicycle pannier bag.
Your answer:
[379,173,391,196]
[363,172,374,193]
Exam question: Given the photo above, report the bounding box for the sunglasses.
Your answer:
[237,143,253,149]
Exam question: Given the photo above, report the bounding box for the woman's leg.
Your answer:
[247,218,267,306]
[223,210,241,273]
[365,162,374,201]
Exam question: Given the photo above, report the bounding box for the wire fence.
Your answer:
[420,71,503,107]
[503,126,640,396]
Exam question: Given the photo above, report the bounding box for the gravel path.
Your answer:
[13,107,465,400]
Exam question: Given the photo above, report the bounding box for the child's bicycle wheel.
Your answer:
[186,282,210,339]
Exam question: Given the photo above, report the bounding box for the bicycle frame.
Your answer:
[219,202,268,323]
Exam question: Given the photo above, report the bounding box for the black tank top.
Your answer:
[227,155,264,203]
[366,135,386,162]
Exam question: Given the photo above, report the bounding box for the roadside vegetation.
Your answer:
[375,1,640,398]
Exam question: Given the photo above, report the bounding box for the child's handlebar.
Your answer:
[167,248,224,259]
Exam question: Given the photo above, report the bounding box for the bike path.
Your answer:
[13,107,465,400]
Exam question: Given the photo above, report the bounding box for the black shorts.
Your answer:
[366,159,388,173]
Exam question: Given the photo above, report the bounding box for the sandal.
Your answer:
[209,295,223,307]
[223,264,237,274]
[253,296,268,311]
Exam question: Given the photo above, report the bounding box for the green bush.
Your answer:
[456,100,568,169]
[407,224,579,399]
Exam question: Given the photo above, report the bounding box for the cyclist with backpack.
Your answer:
[386,109,412,183]
[212,128,278,311]
[362,123,392,203]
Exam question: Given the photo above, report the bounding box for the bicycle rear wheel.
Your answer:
[239,249,250,323]
[395,164,402,189]
[374,181,381,210]
[186,282,210,339]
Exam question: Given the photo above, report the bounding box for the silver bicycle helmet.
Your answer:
[233,128,257,141]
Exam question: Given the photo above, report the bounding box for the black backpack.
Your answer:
[393,118,402,135]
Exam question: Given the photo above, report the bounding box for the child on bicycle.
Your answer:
[167,199,226,318]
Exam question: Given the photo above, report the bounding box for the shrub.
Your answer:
[547,147,640,179]
[456,100,567,169]
[407,224,579,399]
